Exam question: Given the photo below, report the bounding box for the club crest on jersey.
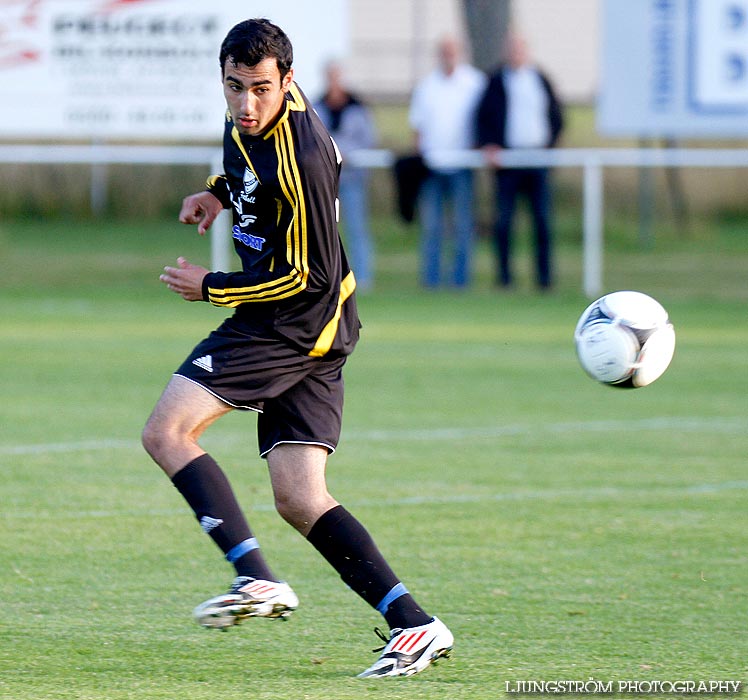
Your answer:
[233,225,265,251]
[243,167,259,194]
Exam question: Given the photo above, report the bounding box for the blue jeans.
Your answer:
[339,169,373,290]
[419,169,475,287]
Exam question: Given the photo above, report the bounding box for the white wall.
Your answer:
[347,0,466,98]
[346,0,598,102]
[512,0,599,102]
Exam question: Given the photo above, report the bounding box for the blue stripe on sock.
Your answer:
[376,582,409,615]
[225,537,259,563]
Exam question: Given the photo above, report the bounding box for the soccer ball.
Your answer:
[574,291,675,388]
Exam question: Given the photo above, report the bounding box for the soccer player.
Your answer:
[141,18,453,678]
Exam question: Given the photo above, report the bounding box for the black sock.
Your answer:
[171,454,276,581]
[306,505,431,629]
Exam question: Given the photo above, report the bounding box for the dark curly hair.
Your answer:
[220,18,293,80]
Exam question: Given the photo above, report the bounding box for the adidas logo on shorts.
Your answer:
[193,355,213,373]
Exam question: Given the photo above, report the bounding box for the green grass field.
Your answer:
[1,215,746,699]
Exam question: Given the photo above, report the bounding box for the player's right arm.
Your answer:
[178,190,224,236]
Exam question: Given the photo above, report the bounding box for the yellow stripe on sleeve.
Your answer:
[308,271,357,357]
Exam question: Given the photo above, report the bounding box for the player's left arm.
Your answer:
[160,257,208,301]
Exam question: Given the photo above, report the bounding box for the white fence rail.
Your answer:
[3,144,748,296]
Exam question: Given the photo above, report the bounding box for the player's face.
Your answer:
[222,57,294,136]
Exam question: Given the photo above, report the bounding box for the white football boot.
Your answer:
[193,576,298,629]
[358,617,453,678]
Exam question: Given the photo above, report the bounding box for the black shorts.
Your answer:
[175,316,346,458]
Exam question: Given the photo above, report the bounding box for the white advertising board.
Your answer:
[0,0,348,140]
[598,0,748,138]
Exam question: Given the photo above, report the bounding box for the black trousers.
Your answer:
[494,167,553,288]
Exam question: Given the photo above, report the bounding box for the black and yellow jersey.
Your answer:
[203,82,359,358]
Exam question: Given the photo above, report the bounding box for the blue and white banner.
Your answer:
[598,0,748,137]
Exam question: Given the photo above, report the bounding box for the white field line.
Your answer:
[3,480,748,522]
[0,438,139,455]
[1,415,746,520]
[1,416,745,456]
[348,416,746,442]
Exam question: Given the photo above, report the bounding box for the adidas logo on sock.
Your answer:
[199,516,223,533]
[192,355,213,372]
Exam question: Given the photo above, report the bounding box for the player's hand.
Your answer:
[160,257,209,301]
[482,145,502,169]
[178,191,223,236]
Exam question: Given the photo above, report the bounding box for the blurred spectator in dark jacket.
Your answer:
[477,32,564,290]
